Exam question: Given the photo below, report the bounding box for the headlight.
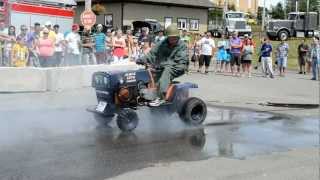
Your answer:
[273,26,279,31]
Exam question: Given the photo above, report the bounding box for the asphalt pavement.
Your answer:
[0,70,318,180]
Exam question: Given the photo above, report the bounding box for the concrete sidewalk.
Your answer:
[178,70,319,118]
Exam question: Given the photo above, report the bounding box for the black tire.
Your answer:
[278,30,289,41]
[179,97,207,125]
[93,113,114,125]
[116,109,139,132]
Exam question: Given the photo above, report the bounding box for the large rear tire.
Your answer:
[179,97,207,125]
[117,109,139,132]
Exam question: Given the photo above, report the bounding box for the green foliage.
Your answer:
[208,7,223,21]
[257,6,268,23]
[285,0,320,12]
[271,2,285,19]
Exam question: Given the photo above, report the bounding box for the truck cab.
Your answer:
[267,12,319,41]
[210,11,252,38]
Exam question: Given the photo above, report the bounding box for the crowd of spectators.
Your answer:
[0,21,319,81]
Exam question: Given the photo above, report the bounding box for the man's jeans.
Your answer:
[261,56,274,76]
[312,57,319,80]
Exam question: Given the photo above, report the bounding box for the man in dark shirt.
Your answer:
[297,39,309,74]
[260,37,274,78]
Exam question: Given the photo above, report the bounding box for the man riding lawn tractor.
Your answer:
[136,25,189,106]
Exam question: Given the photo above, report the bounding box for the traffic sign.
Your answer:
[80,9,96,29]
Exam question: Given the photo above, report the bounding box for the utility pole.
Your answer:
[262,0,266,32]
[295,0,298,12]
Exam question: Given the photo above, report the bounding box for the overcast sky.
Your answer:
[259,0,283,8]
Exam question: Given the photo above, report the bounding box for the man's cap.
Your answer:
[97,24,103,28]
[166,24,179,37]
[53,24,59,28]
[45,21,52,26]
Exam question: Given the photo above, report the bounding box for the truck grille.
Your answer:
[235,21,246,29]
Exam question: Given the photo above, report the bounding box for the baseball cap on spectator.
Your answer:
[107,29,112,33]
[34,22,40,26]
[97,24,103,28]
[53,24,59,28]
[72,24,79,31]
[45,21,52,27]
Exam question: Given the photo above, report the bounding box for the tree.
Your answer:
[228,4,236,11]
[257,6,268,24]
[208,7,223,21]
[285,0,319,12]
[270,2,285,19]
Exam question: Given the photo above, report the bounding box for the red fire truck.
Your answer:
[0,0,76,33]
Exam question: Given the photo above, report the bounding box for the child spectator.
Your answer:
[11,36,29,67]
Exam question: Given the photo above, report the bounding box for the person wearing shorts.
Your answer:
[276,39,289,77]
[198,32,215,74]
[241,34,254,77]
[230,31,242,76]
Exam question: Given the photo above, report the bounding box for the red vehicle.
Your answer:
[0,0,76,32]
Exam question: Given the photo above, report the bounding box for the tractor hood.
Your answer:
[267,20,294,30]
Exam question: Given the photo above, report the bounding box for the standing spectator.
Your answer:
[81,29,96,65]
[276,39,289,77]
[198,32,215,74]
[241,34,254,77]
[126,29,134,58]
[216,34,228,73]
[94,24,106,64]
[112,30,126,63]
[297,39,309,74]
[105,29,113,64]
[16,25,28,44]
[0,22,9,66]
[154,29,165,44]
[11,36,29,67]
[138,27,152,46]
[35,28,55,67]
[181,30,191,46]
[41,21,56,42]
[190,34,201,69]
[65,24,81,66]
[261,37,274,78]
[26,22,41,67]
[131,37,140,61]
[53,24,65,66]
[310,36,320,80]
[230,31,242,76]
[3,26,16,67]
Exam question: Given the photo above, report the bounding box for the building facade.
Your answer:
[75,0,213,32]
[211,0,258,15]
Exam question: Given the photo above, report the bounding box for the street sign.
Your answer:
[80,9,96,29]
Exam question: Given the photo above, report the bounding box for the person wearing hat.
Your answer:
[65,24,81,66]
[41,21,56,42]
[136,24,188,106]
[35,28,55,67]
[53,24,65,66]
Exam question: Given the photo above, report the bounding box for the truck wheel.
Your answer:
[179,97,207,125]
[278,30,289,41]
[117,109,139,132]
